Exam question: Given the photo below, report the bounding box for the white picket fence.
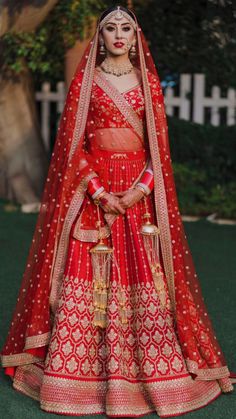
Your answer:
[36,82,66,152]
[36,74,236,152]
[165,74,236,126]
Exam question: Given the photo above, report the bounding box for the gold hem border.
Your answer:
[17,372,222,417]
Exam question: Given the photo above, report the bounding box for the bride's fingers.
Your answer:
[120,202,129,210]
[113,202,126,214]
[112,191,126,197]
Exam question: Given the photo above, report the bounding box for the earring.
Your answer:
[99,39,106,55]
[130,43,136,57]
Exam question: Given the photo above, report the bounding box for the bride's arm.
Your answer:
[135,158,154,196]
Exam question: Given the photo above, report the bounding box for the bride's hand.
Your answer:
[98,192,126,215]
[114,188,145,209]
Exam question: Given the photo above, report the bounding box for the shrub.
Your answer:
[168,118,236,219]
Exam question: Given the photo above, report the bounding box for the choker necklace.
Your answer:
[101,58,133,77]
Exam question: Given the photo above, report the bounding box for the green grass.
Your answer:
[0,204,235,418]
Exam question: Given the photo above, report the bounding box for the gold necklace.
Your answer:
[101,58,133,77]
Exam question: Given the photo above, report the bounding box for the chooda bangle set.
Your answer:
[87,167,154,204]
[87,176,105,200]
[87,176,108,206]
[135,169,154,196]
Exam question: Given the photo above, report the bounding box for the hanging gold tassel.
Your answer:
[90,204,113,328]
[140,198,167,310]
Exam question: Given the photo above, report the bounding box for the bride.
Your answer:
[1,5,235,417]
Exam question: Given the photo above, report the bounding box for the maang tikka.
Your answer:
[99,6,137,31]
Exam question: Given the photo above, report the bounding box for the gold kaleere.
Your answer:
[90,204,113,328]
[140,198,167,310]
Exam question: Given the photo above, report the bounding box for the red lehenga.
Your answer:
[1,9,235,418]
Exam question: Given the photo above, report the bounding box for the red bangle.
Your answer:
[87,176,105,199]
[139,170,154,191]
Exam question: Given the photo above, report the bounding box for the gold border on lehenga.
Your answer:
[136,25,176,311]
[34,372,222,416]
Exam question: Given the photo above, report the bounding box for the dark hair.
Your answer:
[99,5,136,24]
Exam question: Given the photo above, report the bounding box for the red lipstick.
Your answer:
[114,42,124,48]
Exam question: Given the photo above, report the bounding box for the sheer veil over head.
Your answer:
[1,5,233,390]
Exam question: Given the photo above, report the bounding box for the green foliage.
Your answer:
[2,29,51,77]
[2,0,235,88]
[1,0,108,84]
[134,0,236,89]
[168,118,236,218]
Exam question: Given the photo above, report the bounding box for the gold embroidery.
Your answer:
[111,153,128,159]
[69,31,99,160]
[186,359,231,380]
[13,363,44,401]
[137,29,176,310]
[94,70,144,140]
[13,365,223,417]
[49,186,86,313]
[0,352,42,367]
[73,223,110,243]
[24,332,51,349]
[50,34,100,310]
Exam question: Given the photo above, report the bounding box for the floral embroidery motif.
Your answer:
[161,342,173,358]
[157,358,169,374]
[87,81,145,136]
[46,273,186,380]
[171,356,183,372]
[62,341,73,356]
[51,354,63,371]
[66,357,78,373]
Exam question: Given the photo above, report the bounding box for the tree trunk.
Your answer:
[0,70,48,205]
[0,0,59,36]
[65,18,97,87]
[0,0,58,208]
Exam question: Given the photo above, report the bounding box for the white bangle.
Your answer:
[91,186,105,200]
[136,182,151,196]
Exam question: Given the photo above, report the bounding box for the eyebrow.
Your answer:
[104,22,131,26]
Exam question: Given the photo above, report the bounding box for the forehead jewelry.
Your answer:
[99,6,137,31]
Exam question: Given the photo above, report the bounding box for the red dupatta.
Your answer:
[1,9,234,391]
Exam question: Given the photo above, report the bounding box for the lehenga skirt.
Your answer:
[12,148,222,417]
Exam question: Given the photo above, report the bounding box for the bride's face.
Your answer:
[100,17,136,57]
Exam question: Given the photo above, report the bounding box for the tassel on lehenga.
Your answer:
[90,204,113,328]
[90,204,128,327]
[140,198,167,309]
